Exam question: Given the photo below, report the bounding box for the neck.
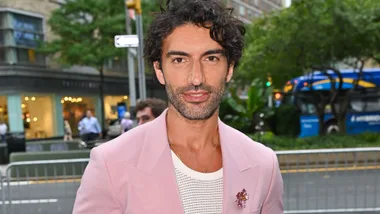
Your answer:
[166,105,219,151]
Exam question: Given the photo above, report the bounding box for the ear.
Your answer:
[153,61,166,85]
[226,63,234,83]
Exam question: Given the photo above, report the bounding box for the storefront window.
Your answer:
[0,96,8,124]
[104,95,129,121]
[0,11,45,65]
[15,47,45,64]
[62,96,96,136]
[13,13,43,47]
[21,95,54,139]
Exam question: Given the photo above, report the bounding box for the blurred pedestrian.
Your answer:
[120,112,133,133]
[0,120,7,143]
[78,114,86,139]
[136,98,167,125]
[78,110,102,142]
[63,120,73,141]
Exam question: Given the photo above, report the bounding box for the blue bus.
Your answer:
[282,68,380,137]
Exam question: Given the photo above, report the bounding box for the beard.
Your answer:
[165,79,226,120]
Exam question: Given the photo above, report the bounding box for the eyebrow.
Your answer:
[165,49,226,58]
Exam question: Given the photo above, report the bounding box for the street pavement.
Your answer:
[283,169,380,214]
[0,169,378,214]
[0,181,79,214]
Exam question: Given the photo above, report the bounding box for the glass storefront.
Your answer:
[0,96,8,124]
[62,96,96,136]
[104,95,129,131]
[1,94,127,138]
[21,95,54,139]
[104,95,129,120]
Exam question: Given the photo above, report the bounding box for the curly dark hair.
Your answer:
[136,98,168,118]
[144,0,245,68]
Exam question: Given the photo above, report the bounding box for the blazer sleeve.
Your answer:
[73,147,122,214]
[261,151,284,214]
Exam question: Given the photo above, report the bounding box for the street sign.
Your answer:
[114,35,139,48]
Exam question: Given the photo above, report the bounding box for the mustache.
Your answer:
[175,84,214,94]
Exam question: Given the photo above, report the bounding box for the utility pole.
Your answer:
[124,1,137,115]
[126,0,146,100]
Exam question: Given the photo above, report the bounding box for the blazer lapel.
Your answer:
[219,120,261,213]
[125,113,261,213]
[125,110,184,214]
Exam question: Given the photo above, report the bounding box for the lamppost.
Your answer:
[123,0,137,115]
[126,0,146,101]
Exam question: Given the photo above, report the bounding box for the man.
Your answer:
[135,98,167,125]
[73,0,283,213]
[120,112,133,132]
[78,110,102,142]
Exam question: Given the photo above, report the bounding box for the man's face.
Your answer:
[86,111,92,118]
[136,107,155,125]
[153,24,234,120]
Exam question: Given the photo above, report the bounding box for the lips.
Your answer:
[183,91,209,103]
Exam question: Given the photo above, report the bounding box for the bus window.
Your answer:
[298,100,316,115]
[350,99,365,112]
[350,97,380,112]
[364,97,380,112]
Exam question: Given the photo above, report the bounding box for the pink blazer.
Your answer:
[73,110,284,214]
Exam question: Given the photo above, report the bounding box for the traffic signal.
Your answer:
[266,76,272,87]
[274,92,282,100]
[126,0,142,14]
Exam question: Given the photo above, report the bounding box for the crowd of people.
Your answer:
[67,98,167,143]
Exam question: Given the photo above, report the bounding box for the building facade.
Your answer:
[0,0,165,139]
[224,0,285,23]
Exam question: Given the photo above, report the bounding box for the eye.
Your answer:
[206,56,219,61]
[172,58,185,64]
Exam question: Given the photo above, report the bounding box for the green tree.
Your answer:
[141,0,161,35]
[238,0,380,135]
[40,0,126,127]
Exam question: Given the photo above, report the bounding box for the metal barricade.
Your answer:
[1,148,379,214]
[2,159,89,214]
[277,147,380,213]
[26,140,87,152]
[1,169,5,214]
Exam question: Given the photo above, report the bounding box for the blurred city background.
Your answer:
[0,0,379,213]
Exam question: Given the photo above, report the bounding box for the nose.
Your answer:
[189,60,204,86]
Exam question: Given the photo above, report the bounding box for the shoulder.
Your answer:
[92,123,153,165]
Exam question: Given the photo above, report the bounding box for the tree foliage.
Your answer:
[40,0,126,68]
[39,0,161,125]
[238,0,380,88]
[39,0,128,127]
[141,0,161,35]
[237,0,380,135]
